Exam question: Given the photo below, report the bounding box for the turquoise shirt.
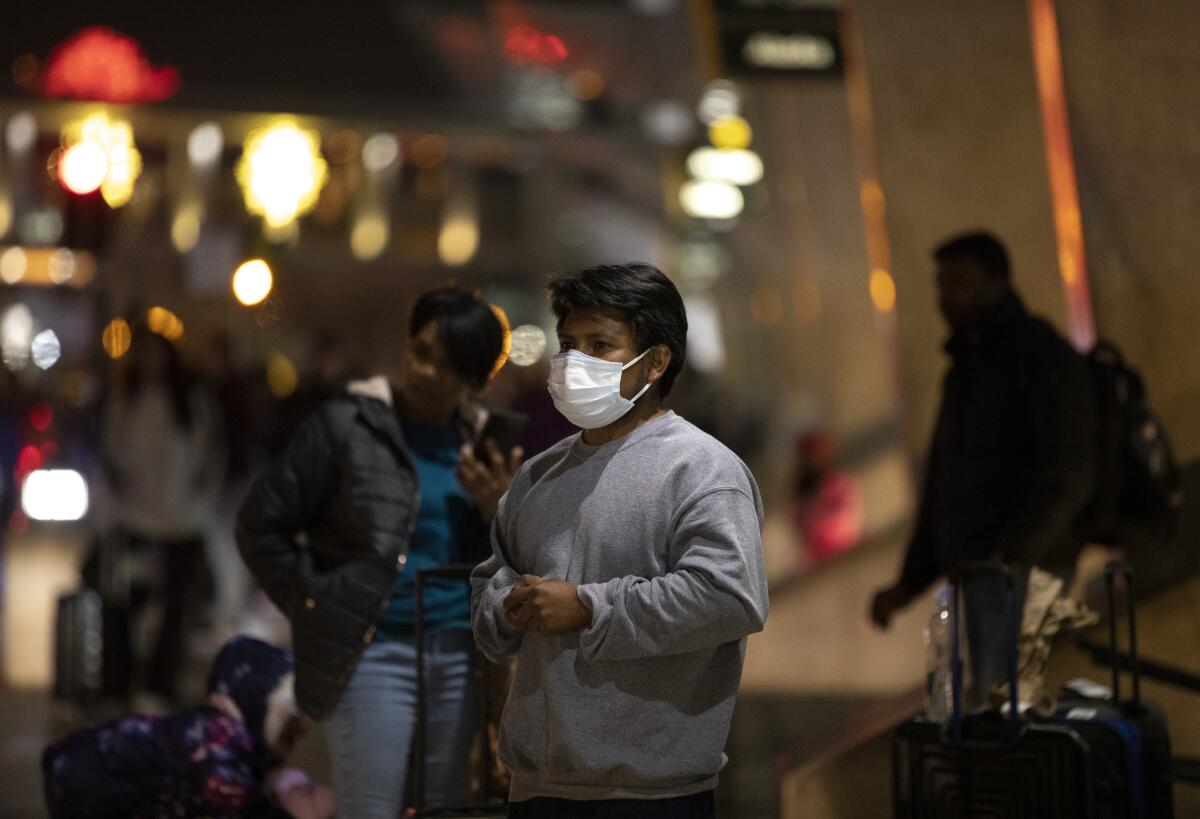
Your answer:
[377,419,473,639]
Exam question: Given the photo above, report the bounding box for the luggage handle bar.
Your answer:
[947,562,1022,746]
[413,564,488,814]
[1105,560,1141,711]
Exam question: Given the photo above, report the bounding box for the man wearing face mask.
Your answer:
[471,263,768,819]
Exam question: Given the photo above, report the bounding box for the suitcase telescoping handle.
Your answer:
[947,562,1021,746]
[1105,560,1142,711]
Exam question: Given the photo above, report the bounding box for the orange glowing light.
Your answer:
[569,70,605,101]
[41,26,179,103]
[869,268,897,313]
[1029,0,1095,351]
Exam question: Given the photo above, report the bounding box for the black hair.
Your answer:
[548,262,688,398]
[409,286,505,389]
[126,329,195,429]
[934,231,1011,281]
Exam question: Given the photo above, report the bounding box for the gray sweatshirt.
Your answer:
[471,411,768,802]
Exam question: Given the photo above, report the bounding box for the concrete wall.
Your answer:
[1054,1,1200,461]
[850,0,1067,456]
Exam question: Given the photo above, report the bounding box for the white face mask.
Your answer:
[547,348,653,430]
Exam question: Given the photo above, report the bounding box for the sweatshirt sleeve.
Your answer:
[470,491,525,662]
[574,486,768,663]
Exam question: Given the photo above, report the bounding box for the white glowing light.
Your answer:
[236,121,329,229]
[48,249,76,284]
[59,141,109,195]
[679,180,744,219]
[232,259,273,306]
[22,469,89,521]
[508,325,548,366]
[362,133,400,173]
[0,247,28,284]
[31,328,61,369]
[5,111,37,154]
[686,147,764,186]
[187,122,224,168]
[697,80,740,125]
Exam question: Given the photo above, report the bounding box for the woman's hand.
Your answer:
[457,439,523,523]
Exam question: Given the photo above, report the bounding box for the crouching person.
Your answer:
[42,636,332,819]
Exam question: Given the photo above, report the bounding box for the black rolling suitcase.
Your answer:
[52,587,104,704]
[893,563,1096,818]
[1050,562,1174,819]
[411,566,507,818]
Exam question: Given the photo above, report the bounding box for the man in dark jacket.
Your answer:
[870,231,1096,703]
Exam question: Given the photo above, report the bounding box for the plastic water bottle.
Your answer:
[924,584,954,722]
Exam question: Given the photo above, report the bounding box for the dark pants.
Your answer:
[508,791,715,819]
[82,532,204,702]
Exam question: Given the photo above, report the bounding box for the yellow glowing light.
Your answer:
[708,115,752,150]
[0,246,27,284]
[0,196,13,238]
[146,306,184,341]
[236,121,329,229]
[171,204,203,253]
[350,211,390,261]
[438,210,479,267]
[266,351,299,398]
[59,112,142,207]
[58,141,108,194]
[232,259,273,306]
[869,268,896,313]
[102,318,132,359]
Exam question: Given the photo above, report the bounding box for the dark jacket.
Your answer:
[236,384,490,719]
[42,637,293,819]
[900,294,1097,594]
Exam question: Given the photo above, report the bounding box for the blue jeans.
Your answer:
[325,629,477,819]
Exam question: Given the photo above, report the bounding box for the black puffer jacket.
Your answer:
[236,389,489,719]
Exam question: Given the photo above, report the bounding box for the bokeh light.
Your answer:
[697,80,740,124]
[22,469,89,521]
[146,306,184,341]
[439,210,479,267]
[58,141,108,194]
[47,249,76,284]
[5,111,37,154]
[508,324,548,366]
[350,211,390,261]
[171,203,202,253]
[568,70,605,101]
[187,121,224,168]
[31,329,61,369]
[0,246,28,283]
[232,259,273,306]
[687,147,764,186]
[362,133,401,173]
[869,268,897,313]
[236,121,329,228]
[679,180,745,220]
[266,351,299,398]
[102,317,132,359]
[708,115,753,150]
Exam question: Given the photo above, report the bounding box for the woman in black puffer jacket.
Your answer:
[237,287,522,818]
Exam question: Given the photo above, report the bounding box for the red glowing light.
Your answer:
[16,444,43,478]
[29,403,53,432]
[41,26,179,104]
[503,25,569,65]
